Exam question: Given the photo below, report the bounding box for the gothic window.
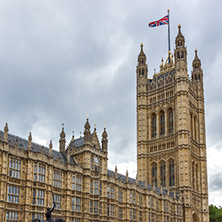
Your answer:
[118,189,123,202]
[107,204,115,217]
[190,113,193,138]
[118,207,123,219]
[152,163,157,187]
[9,158,21,179]
[177,52,180,60]
[192,162,195,189]
[168,108,173,134]
[196,164,199,191]
[160,162,166,187]
[107,184,115,199]
[34,163,45,182]
[7,185,19,203]
[33,189,44,206]
[6,211,18,222]
[53,170,62,188]
[54,194,61,209]
[194,115,197,141]
[151,113,157,138]
[160,111,165,135]
[72,197,81,211]
[181,51,184,59]
[169,160,175,186]
[89,200,99,214]
[32,213,44,221]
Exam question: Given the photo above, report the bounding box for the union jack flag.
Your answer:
[149,15,169,28]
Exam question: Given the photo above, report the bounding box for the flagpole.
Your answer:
[168,9,171,63]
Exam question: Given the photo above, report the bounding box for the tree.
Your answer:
[209,204,222,222]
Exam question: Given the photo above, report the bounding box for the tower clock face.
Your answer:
[94,156,99,163]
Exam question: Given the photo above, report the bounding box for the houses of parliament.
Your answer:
[0,25,209,222]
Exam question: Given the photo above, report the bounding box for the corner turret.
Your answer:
[84,118,91,143]
[192,49,203,83]
[174,24,187,71]
[59,124,66,152]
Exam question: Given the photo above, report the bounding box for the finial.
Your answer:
[86,114,89,118]
[94,123,96,128]
[104,123,106,127]
[167,9,170,13]
[140,43,143,47]
[62,123,64,128]
[195,48,198,53]
[4,122,9,133]
[28,131,32,142]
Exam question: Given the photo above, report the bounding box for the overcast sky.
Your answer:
[0,0,221,206]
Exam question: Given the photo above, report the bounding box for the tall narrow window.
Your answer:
[196,164,198,191]
[168,108,173,134]
[34,163,45,182]
[194,115,197,141]
[169,160,175,186]
[9,158,21,179]
[7,185,19,203]
[160,111,165,135]
[160,162,166,187]
[190,113,193,138]
[152,163,157,187]
[192,162,195,189]
[151,113,157,138]
[53,170,62,188]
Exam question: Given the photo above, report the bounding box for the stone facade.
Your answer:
[137,25,209,222]
[0,25,208,222]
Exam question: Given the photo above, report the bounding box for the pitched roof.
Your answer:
[0,130,77,165]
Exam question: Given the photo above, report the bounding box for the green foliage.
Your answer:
[209,204,222,222]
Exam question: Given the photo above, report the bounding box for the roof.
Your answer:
[0,130,77,165]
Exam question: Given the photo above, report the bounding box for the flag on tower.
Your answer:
[148,15,169,28]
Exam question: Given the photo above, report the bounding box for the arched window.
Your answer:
[196,164,198,191]
[190,113,193,138]
[152,163,157,187]
[160,162,166,187]
[194,115,197,140]
[151,113,157,138]
[160,111,165,135]
[169,160,175,186]
[192,162,195,189]
[168,108,173,134]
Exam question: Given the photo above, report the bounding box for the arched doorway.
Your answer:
[192,212,199,222]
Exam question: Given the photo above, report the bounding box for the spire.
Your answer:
[59,124,66,152]
[137,43,148,79]
[115,165,118,179]
[49,140,53,157]
[192,49,202,82]
[126,169,129,183]
[28,132,32,151]
[174,24,187,69]
[4,122,9,142]
[84,118,91,143]
[102,127,108,152]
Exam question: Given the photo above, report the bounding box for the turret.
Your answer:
[59,124,66,152]
[84,118,91,143]
[4,122,9,143]
[28,132,32,151]
[174,24,187,71]
[49,140,53,157]
[102,127,108,152]
[137,43,148,79]
[192,49,203,83]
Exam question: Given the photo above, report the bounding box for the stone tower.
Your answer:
[136,25,209,221]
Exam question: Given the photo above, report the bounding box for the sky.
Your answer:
[0,0,221,206]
